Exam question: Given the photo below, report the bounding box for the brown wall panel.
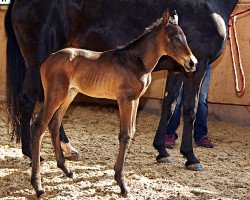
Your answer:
[209,4,250,105]
[0,8,6,101]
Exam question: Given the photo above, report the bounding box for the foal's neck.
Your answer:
[124,24,166,73]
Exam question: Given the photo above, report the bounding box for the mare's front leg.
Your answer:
[115,98,134,196]
[153,72,183,162]
[181,67,206,171]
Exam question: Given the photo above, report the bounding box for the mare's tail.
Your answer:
[4,0,26,142]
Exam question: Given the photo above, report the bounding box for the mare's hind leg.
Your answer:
[60,125,79,160]
[48,89,78,177]
[19,68,40,159]
[114,98,134,196]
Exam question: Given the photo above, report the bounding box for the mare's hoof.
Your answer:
[157,156,173,163]
[61,142,79,161]
[186,163,203,171]
[36,190,45,198]
[65,152,78,161]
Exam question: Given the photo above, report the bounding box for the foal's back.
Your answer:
[41,48,144,100]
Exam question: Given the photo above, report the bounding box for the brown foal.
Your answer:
[31,10,197,197]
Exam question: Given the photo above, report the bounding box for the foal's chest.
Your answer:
[139,73,152,96]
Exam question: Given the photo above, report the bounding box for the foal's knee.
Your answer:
[118,133,131,144]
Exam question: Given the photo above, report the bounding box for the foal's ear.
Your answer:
[172,10,179,25]
[162,10,170,25]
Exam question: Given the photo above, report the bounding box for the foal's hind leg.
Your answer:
[31,102,61,197]
[48,89,78,178]
[114,98,134,196]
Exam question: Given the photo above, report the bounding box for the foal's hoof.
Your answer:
[36,190,45,198]
[40,156,45,163]
[186,163,203,171]
[66,171,74,178]
[157,156,173,163]
[121,191,129,198]
[120,188,129,197]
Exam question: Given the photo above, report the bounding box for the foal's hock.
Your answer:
[31,10,197,197]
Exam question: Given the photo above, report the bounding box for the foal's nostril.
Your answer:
[189,59,195,68]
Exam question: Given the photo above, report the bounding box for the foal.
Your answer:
[31,10,197,197]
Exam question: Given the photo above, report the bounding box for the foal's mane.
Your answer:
[144,18,163,34]
[120,15,177,51]
[119,18,163,51]
[144,15,177,34]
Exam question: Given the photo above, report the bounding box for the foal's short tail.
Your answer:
[4,0,26,142]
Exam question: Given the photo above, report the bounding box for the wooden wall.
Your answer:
[0,7,6,102]
[209,3,250,105]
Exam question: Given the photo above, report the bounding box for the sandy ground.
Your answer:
[0,102,249,200]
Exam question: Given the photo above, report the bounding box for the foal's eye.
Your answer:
[170,37,176,42]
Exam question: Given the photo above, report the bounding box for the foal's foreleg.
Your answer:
[48,89,77,178]
[115,98,134,196]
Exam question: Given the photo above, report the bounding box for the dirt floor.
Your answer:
[0,102,249,200]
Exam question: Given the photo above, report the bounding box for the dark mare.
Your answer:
[30,11,196,197]
[5,0,238,171]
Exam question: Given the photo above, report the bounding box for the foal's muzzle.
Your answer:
[184,54,197,73]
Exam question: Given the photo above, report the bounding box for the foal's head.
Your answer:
[160,10,197,72]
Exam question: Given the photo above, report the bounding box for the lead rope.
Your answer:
[227,8,250,95]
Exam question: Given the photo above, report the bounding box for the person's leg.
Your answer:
[194,65,213,148]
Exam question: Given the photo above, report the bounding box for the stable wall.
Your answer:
[0,7,6,102]
[210,3,250,105]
